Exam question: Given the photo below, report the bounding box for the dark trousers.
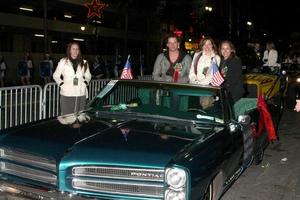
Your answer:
[60,95,86,115]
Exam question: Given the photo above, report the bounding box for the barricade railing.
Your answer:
[42,82,60,119]
[0,85,43,130]
[87,79,110,102]
[42,79,110,119]
[137,75,153,81]
[1,76,153,130]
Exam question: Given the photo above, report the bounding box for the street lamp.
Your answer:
[246,21,253,41]
[205,6,213,12]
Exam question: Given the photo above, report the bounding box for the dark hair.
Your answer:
[198,36,218,54]
[266,41,276,50]
[219,40,236,58]
[66,42,88,71]
[165,34,180,44]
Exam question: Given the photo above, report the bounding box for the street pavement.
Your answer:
[222,108,300,200]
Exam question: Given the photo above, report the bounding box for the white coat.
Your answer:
[263,49,280,67]
[53,58,91,97]
[189,52,220,85]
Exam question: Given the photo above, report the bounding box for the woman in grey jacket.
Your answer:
[53,42,91,115]
[152,35,192,83]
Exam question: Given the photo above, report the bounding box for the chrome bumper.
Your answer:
[0,181,88,200]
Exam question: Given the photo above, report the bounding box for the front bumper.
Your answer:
[0,181,88,200]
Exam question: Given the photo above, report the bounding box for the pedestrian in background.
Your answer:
[92,55,106,79]
[26,52,34,84]
[40,53,53,85]
[219,40,244,103]
[0,55,6,87]
[262,41,280,72]
[189,37,220,85]
[18,53,33,85]
[152,34,192,83]
[248,41,264,71]
[53,42,91,115]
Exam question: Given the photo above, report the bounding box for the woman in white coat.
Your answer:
[262,41,280,69]
[53,42,91,115]
[189,37,221,85]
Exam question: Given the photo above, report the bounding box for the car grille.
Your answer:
[0,147,57,185]
[0,161,57,185]
[72,166,165,198]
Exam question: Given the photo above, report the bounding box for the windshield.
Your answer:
[89,81,224,124]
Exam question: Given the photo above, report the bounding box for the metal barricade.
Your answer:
[42,82,60,119]
[138,75,153,81]
[42,79,110,119]
[1,77,153,130]
[0,85,43,130]
[87,79,110,102]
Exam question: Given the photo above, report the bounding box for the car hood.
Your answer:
[0,112,212,167]
[0,114,113,161]
[61,119,206,169]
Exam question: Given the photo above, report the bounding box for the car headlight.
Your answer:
[166,168,187,189]
[165,189,186,200]
[296,78,300,83]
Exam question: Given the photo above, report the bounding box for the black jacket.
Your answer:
[220,56,244,103]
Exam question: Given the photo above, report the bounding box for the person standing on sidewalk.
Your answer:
[53,42,91,115]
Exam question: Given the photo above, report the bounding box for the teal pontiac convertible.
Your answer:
[0,80,267,200]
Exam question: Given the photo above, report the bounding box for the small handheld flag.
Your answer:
[120,55,133,79]
[210,58,224,86]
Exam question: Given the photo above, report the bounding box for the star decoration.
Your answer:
[84,0,108,19]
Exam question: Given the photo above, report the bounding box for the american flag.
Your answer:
[210,58,224,86]
[120,127,131,141]
[120,55,133,79]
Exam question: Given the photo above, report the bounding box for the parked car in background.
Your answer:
[0,79,278,200]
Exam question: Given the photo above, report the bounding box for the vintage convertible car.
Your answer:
[0,80,272,200]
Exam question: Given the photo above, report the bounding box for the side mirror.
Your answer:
[228,122,240,133]
[238,115,251,124]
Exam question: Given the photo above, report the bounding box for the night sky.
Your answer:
[248,0,299,33]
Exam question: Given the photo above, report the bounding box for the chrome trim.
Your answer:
[72,178,164,198]
[72,166,164,182]
[0,147,56,172]
[0,181,88,200]
[0,161,57,185]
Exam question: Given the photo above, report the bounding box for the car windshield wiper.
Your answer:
[90,110,224,126]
